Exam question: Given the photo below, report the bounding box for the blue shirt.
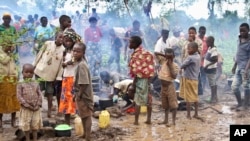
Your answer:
[235,38,250,70]
[181,52,200,80]
[34,25,54,41]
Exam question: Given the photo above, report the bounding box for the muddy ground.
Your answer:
[0,81,249,141]
[0,55,248,141]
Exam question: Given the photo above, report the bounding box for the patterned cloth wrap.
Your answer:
[86,42,102,76]
[129,46,154,78]
[63,28,82,43]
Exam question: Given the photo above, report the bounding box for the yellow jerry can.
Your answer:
[74,116,84,136]
[140,106,147,113]
[99,110,110,128]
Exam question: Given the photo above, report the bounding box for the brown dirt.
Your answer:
[0,56,247,141]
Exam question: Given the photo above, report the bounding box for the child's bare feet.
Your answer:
[193,115,204,122]
[133,122,139,125]
[80,134,85,138]
[187,115,192,120]
[144,121,151,125]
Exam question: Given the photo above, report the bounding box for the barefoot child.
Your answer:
[17,64,42,141]
[73,42,93,141]
[179,42,201,119]
[155,48,179,126]
[33,31,64,118]
[128,36,154,125]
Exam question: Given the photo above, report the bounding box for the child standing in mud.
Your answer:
[33,31,64,118]
[73,42,93,141]
[179,42,201,120]
[59,29,82,125]
[155,48,179,126]
[17,64,43,141]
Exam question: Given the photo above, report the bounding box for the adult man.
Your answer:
[34,16,54,54]
[128,36,154,125]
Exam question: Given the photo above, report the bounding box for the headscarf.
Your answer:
[63,28,82,43]
[2,12,11,18]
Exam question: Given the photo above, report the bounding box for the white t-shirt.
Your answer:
[204,47,218,69]
[154,37,170,53]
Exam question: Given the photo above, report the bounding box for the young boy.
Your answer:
[179,42,201,120]
[155,48,179,126]
[17,64,42,141]
[128,36,154,125]
[73,42,93,141]
[232,23,250,110]
[33,31,64,118]
[204,36,218,103]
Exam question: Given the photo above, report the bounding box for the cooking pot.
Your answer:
[92,76,100,83]
[99,98,113,110]
[54,124,72,137]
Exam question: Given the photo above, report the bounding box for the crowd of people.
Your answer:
[0,8,249,141]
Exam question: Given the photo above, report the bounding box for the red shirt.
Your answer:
[84,27,102,43]
[129,46,154,78]
[200,36,208,66]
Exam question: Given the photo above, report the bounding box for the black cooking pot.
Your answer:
[54,124,72,137]
[99,98,113,110]
[92,76,100,83]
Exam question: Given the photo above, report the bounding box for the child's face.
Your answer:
[165,53,174,60]
[187,46,196,55]
[63,36,74,48]
[72,44,84,61]
[62,19,71,29]
[22,66,34,79]
[239,26,249,39]
[188,29,196,41]
[55,33,63,46]
[206,37,213,47]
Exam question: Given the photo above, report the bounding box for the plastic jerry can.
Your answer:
[74,116,84,136]
[140,106,147,113]
[99,110,110,128]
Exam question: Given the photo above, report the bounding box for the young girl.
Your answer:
[73,42,93,141]
[17,64,42,141]
[0,41,20,128]
[33,31,64,118]
[155,48,179,126]
[179,42,201,120]
[59,29,81,125]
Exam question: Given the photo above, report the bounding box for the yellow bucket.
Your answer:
[140,106,147,113]
[99,110,110,128]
